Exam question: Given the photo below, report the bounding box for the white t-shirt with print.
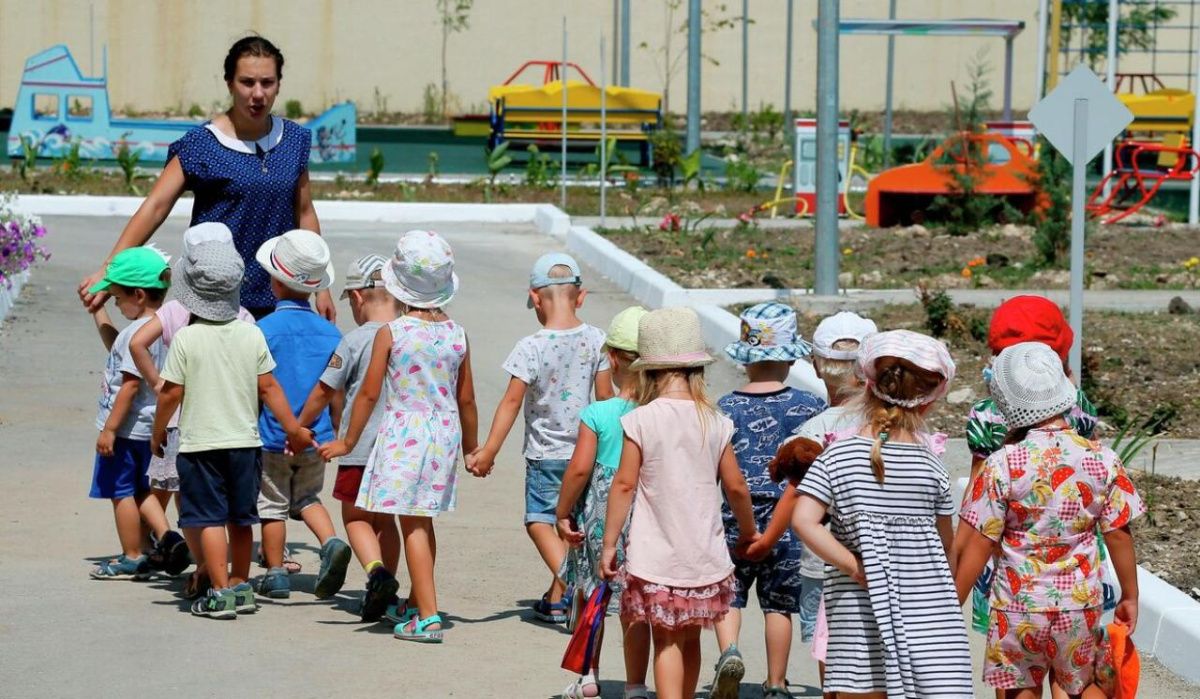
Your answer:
[502,323,610,460]
[95,316,163,440]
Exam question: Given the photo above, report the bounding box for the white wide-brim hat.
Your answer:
[630,307,714,371]
[990,341,1077,429]
[255,229,335,293]
[382,229,459,309]
[176,242,244,322]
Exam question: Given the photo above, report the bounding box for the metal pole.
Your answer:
[621,0,631,86]
[561,16,568,210]
[90,3,95,75]
[1003,37,1014,122]
[601,36,608,227]
[1035,0,1049,101]
[1102,0,1119,197]
[784,0,794,143]
[686,0,702,154]
[612,0,619,79]
[1047,0,1064,91]
[1069,98,1088,380]
[883,0,897,167]
[814,0,840,296]
[741,0,749,122]
[1190,26,1200,224]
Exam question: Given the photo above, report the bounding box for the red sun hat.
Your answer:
[987,295,1074,361]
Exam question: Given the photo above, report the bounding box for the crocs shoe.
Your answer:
[191,588,236,619]
[90,554,152,581]
[314,537,351,599]
[533,593,569,624]
[257,566,291,599]
[361,567,400,622]
[384,596,417,625]
[231,582,258,614]
[394,613,443,643]
[709,644,745,699]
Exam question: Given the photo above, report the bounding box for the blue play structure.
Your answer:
[6,45,356,164]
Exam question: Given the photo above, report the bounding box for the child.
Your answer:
[470,252,613,623]
[297,253,403,621]
[86,246,186,580]
[956,341,1143,698]
[711,302,825,699]
[151,242,314,618]
[600,307,759,699]
[319,230,477,643]
[130,223,256,593]
[792,329,974,699]
[555,305,651,699]
[253,229,350,600]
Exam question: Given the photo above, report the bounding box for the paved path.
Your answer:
[0,216,1194,698]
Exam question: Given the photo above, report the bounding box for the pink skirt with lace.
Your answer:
[618,571,735,630]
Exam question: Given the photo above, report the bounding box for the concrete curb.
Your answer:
[0,270,30,327]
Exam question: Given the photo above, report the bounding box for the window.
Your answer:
[33,94,59,120]
[68,95,93,120]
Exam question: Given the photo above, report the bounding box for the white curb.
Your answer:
[0,270,30,327]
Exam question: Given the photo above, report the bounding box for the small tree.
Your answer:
[1061,1,1177,71]
[1030,139,1073,267]
[638,0,740,114]
[437,0,473,119]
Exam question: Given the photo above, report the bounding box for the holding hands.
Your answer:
[557,515,584,548]
[465,447,495,478]
[317,438,350,461]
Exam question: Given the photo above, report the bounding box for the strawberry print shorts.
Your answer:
[983,607,1103,694]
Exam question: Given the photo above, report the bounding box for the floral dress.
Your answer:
[356,315,466,517]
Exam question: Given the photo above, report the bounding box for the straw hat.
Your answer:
[630,307,714,371]
[255,229,335,293]
[989,342,1077,429]
[381,230,459,309]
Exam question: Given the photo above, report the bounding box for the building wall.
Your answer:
[0,1,1191,119]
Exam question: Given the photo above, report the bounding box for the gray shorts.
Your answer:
[258,450,326,521]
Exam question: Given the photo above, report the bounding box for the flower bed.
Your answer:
[0,193,50,326]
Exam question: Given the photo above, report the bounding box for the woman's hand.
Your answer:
[557,516,584,547]
[316,289,337,322]
[79,270,109,312]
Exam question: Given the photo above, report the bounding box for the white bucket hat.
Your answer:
[630,307,714,371]
[813,311,878,360]
[176,242,244,322]
[381,230,459,309]
[255,229,335,293]
[989,341,1077,429]
[182,222,234,257]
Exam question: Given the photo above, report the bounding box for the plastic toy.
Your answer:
[864,132,1039,228]
[1087,139,1200,223]
[793,118,851,215]
[487,60,661,165]
[6,45,356,164]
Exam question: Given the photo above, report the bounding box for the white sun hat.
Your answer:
[255,229,335,293]
[813,311,878,360]
[381,230,459,309]
[989,341,1077,429]
[182,222,234,257]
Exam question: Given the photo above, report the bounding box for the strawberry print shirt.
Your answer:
[959,427,1144,613]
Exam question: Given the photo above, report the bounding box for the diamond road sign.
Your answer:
[1028,64,1133,165]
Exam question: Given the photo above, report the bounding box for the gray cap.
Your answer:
[175,242,244,321]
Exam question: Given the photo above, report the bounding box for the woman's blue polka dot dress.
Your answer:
[168,117,311,310]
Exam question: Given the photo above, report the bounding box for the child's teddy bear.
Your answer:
[768,435,825,486]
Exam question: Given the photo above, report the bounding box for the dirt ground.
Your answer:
[1130,473,1200,601]
[603,222,1200,291]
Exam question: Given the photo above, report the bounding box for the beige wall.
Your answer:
[0,1,1191,119]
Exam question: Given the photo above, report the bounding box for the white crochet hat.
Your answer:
[989,342,1077,429]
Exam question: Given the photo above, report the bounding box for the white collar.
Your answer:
[205,115,284,154]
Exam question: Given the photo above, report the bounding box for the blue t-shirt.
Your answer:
[256,300,341,451]
[167,117,311,310]
[718,387,826,503]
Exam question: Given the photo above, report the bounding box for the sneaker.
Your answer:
[90,554,152,581]
[155,530,191,576]
[231,582,258,614]
[257,566,291,599]
[314,537,351,599]
[361,567,401,622]
[532,593,569,624]
[709,644,745,699]
[191,588,236,619]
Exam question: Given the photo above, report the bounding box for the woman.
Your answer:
[79,36,335,320]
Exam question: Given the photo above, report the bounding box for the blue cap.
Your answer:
[527,252,582,308]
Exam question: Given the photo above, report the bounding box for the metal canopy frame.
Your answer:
[837,18,1027,121]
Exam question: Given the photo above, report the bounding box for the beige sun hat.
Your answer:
[255,229,335,293]
[629,307,714,371]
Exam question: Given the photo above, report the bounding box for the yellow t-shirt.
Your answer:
[160,319,276,453]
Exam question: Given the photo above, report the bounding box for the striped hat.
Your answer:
[340,254,388,299]
[857,329,956,407]
[724,302,812,365]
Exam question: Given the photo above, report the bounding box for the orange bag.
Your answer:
[1095,622,1139,698]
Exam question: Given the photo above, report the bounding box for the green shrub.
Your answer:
[366,148,385,186]
[285,100,304,120]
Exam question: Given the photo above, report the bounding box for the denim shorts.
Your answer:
[89,437,152,499]
[177,447,262,528]
[525,458,568,525]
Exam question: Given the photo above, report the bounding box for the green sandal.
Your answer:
[394,613,444,643]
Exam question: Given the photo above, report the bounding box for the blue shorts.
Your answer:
[727,501,805,614]
[89,437,152,499]
[797,575,823,642]
[177,448,262,528]
[525,458,568,525]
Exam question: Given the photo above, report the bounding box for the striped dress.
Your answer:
[798,436,973,698]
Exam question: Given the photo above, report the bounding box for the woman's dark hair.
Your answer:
[223,36,284,82]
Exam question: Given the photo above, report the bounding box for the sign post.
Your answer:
[1028,65,1133,379]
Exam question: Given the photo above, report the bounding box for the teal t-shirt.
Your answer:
[580,397,636,469]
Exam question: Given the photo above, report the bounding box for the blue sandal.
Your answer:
[90,555,151,580]
[533,593,569,624]
[384,597,418,625]
[394,613,444,643]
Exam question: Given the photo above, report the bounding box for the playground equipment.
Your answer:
[1086,138,1200,222]
[487,60,661,165]
[864,132,1040,228]
[6,45,355,164]
[793,118,851,216]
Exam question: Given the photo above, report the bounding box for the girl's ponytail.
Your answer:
[868,404,901,483]
[855,356,946,484]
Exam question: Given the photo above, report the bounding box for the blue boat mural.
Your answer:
[6,45,356,164]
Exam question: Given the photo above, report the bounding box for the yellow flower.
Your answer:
[962,267,973,278]
[843,247,854,255]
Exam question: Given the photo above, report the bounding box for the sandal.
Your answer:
[562,674,600,698]
[384,597,418,625]
[394,613,444,643]
[762,683,795,699]
[90,555,151,580]
[623,686,650,699]
[184,570,212,600]
[533,593,569,624]
[256,546,302,574]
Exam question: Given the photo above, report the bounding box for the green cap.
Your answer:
[88,246,171,294]
[605,305,648,353]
